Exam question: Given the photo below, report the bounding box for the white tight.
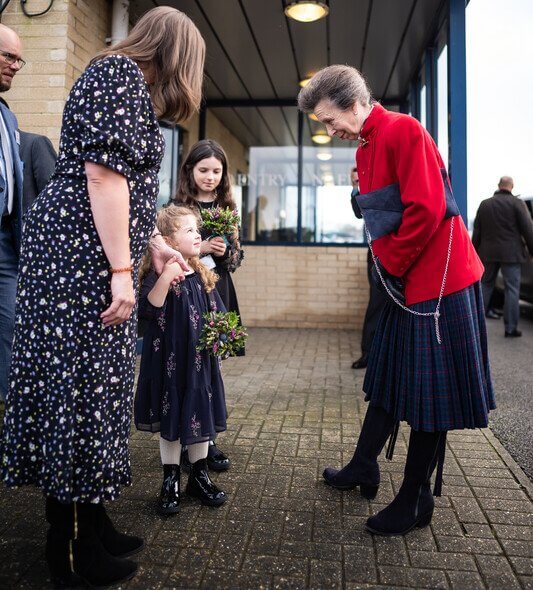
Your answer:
[159,437,209,465]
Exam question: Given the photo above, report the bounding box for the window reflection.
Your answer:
[437,45,449,170]
[157,125,180,209]
[240,145,363,244]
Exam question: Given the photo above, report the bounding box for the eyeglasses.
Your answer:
[0,51,26,69]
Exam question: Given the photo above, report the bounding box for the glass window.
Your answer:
[244,146,299,242]
[206,106,372,245]
[437,45,449,170]
[420,84,427,129]
[302,147,364,243]
[157,124,181,208]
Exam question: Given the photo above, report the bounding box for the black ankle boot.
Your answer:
[180,448,192,473]
[323,404,397,498]
[158,464,181,515]
[45,498,137,588]
[186,458,227,507]
[93,504,144,557]
[207,442,231,472]
[366,430,446,536]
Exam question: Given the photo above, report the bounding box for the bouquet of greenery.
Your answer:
[200,207,240,239]
[197,311,247,359]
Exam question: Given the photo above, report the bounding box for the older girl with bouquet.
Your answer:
[172,139,245,471]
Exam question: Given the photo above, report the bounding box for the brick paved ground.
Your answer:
[1,328,532,589]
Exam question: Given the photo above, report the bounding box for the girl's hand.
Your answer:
[209,236,227,257]
[161,257,186,285]
[101,272,135,327]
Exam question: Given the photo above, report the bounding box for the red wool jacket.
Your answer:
[356,103,483,306]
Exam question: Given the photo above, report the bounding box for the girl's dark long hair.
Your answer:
[173,139,236,209]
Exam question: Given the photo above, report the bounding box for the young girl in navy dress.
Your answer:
[172,140,245,472]
[135,205,228,513]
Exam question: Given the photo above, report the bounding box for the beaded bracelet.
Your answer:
[110,266,133,274]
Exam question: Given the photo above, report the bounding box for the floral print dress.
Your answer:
[134,271,227,445]
[1,55,164,503]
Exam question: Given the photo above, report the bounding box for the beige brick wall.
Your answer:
[1,0,110,147]
[2,0,70,145]
[180,110,249,179]
[232,246,369,330]
[206,110,248,175]
[65,0,110,89]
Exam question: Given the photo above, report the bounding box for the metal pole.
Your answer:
[425,47,438,143]
[297,110,303,243]
[448,0,468,223]
[110,0,129,44]
[199,104,207,140]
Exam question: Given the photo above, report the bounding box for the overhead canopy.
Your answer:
[130,0,446,147]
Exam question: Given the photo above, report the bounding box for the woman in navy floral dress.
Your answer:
[1,7,205,588]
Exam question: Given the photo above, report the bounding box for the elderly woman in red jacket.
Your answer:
[298,65,494,536]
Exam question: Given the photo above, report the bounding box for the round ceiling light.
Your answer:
[285,2,329,23]
[312,132,331,145]
[316,152,332,161]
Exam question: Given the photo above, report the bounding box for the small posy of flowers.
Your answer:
[200,207,240,237]
[196,311,247,359]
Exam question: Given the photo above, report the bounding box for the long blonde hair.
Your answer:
[140,205,217,293]
[93,7,205,123]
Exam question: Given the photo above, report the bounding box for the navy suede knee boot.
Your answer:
[322,404,397,499]
[365,429,446,536]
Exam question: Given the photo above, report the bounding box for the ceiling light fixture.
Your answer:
[285,1,329,23]
[299,77,312,88]
[316,152,332,161]
[312,132,331,145]
[308,113,319,121]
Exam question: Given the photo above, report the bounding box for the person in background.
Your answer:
[0,26,24,404]
[473,176,533,337]
[19,130,57,211]
[173,139,245,473]
[0,98,56,215]
[350,165,388,370]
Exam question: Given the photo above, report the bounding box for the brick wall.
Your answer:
[181,110,249,180]
[65,0,110,89]
[2,0,70,145]
[232,245,369,330]
[2,0,110,147]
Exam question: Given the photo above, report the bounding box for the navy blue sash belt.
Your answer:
[354,169,460,241]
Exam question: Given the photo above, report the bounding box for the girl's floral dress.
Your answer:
[134,271,227,445]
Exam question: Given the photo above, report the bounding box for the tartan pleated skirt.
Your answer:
[363,282,495,432]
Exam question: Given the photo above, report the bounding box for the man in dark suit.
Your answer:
[350,165,388,369]
[473,176,533,337]
[0,122,56,403]
[0,24,25,401]
[19,130,56,211]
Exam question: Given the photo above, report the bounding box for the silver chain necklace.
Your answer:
[366,217,455,345]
